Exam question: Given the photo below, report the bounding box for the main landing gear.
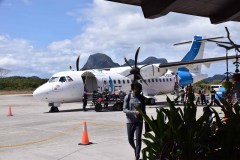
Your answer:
[146,98,156,105]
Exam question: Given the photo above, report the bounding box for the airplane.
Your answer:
[33,35,210,112]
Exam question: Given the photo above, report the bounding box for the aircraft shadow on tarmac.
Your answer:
[150,101,211,108]
[44,107,123,113]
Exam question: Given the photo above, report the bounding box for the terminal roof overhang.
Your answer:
[106,0,240,24]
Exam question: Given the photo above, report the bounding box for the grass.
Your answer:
[0,90,34,95]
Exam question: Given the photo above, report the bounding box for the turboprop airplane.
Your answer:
[33,35,230,112]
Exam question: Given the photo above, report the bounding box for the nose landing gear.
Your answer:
[48,103,60,112]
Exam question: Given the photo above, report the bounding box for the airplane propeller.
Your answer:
[124,47,150,85]
[76,55,80,71]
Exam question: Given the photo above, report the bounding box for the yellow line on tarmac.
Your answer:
[0,123,81,149]
[0,121,124,149]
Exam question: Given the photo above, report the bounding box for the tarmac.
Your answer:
[0,94,223,160]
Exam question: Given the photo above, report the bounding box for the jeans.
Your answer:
[127,122,143,160]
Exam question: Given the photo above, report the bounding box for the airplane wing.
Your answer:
[158,55,240,69]
[106,0,240,24]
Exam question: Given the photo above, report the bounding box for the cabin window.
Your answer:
[156,79,158,82]
[127,80,130,83]
[170,78,172,81]
[163,78,165,82]
[123,80,125,84]
[166,78,168,82]
[152,79,154,82]
[59,76,66,82]
[113,80,116,84]
[66,76,73,82]
[49,77,59,83]
[118,80,121,84]
[148,79,151,83]
[159,78,161,82]
[140,80,142,83]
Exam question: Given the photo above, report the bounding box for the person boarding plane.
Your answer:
[32,35,233,112]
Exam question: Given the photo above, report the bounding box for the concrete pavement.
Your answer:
[0,94,222,160]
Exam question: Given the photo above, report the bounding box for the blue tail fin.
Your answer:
[181,36,204,62]
[178,36,205,72]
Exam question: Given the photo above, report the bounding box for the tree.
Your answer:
[0,67,11,78]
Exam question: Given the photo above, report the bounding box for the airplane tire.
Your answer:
[147,98,155,105]
[49,106,59,113]
[95,103,102,112]
[112,103,120,111]
[118,102,123,111]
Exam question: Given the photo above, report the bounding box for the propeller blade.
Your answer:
[137,74,148,86]
[124,57,133,68]
[140,64,150,69]
[135,47,140,67]
[76,55,80,71]
[152,65,154,76]
[125,73,132,77]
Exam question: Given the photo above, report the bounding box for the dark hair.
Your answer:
[132,82,142,90]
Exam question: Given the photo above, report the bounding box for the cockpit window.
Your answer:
[66,76,73,82]
[59,76,66,82]
[49,77,59,83]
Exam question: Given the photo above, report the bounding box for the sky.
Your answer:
[0,0,240,79]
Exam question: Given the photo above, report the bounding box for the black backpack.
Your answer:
[126,93,145,109]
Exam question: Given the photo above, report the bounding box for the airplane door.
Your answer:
[101,78,108,93]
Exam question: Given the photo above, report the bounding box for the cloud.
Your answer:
[1,0,240,78]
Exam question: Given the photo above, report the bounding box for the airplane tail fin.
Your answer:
[179,35,205,73]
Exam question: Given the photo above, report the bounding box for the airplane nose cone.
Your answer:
[33,84,50,101]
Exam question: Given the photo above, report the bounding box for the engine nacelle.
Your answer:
[178,71,193,86]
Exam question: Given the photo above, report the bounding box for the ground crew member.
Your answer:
[82,90,89,111]
[210,86,216,105]
[92,90,98,105]
[200,86,207,105]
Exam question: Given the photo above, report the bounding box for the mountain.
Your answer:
[81,53,168,70]
[203,74,227,82]
[122,56,167,66]
[81,53,120,70]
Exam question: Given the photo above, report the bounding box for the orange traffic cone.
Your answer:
[8,105,13,116]
[78,121,92,145]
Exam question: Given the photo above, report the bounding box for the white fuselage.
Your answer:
[33,66,176,104]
